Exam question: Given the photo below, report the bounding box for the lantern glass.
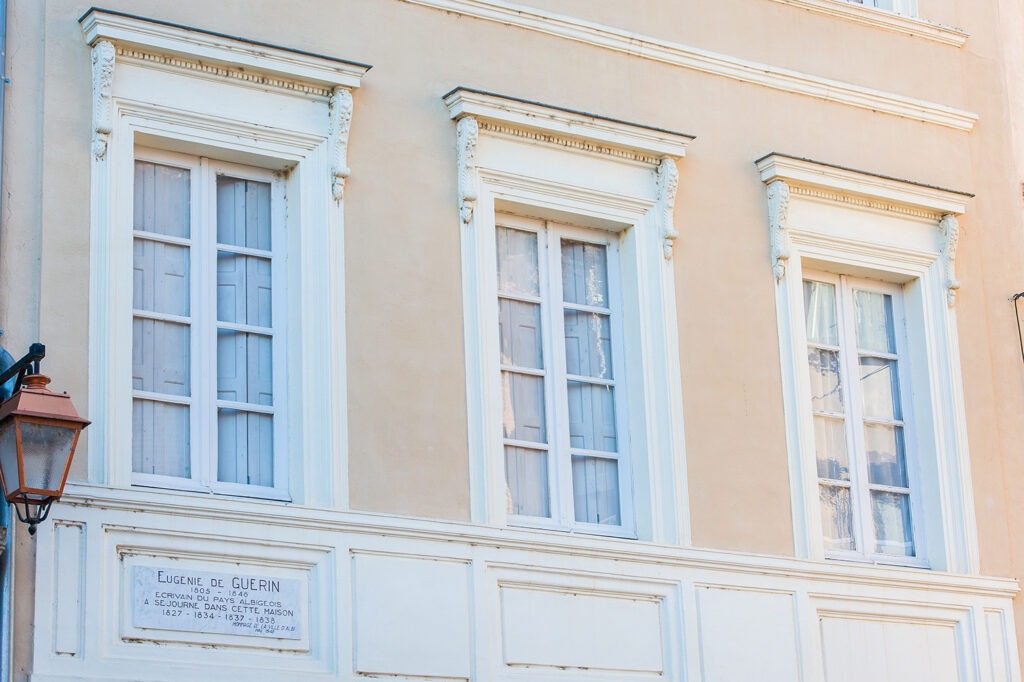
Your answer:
[0,418,18,498]
[19,418,77,495]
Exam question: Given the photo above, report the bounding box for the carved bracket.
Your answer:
[456,116,479,225]
[940,213,961,307]
[91,40,115,160]
[328,87,354,201]
[766,180,791,281]
[657,158,680,259]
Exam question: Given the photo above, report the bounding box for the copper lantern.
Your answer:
[0,373,90,534]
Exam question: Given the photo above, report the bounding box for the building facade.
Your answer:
[1,0,1024,680]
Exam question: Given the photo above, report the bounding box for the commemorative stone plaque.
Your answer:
[132,565,303,640]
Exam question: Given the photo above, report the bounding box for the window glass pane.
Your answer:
[132,399,190,477]
[803,280,838,346]
[134,239,190,316]
[217,177,272,250]
[871,490,915,556]
[501,371,546,443]
[807,349,843,413]
[859,357,901,421]
[864,423,908,487]
[496,227,539,296]
[819,484,855,551]
[854,290,896,353]
[217,409,273,487]
[134,161,190,238]
[814,415,850,481]
[563,311,613,380]
[567,381,617,452]
[505,446,550,517]
[499,299,543,369]
[561,240,608,307]
[572,456,620,525]
[217,253,273,328]
[217,330,274,406]
[132,319,190,396]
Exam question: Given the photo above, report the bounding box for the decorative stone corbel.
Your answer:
[91,40,115,160]
[766,179,791,281]
[328,87,354,201]
[939,213,961,306]
[657,158,680,259]
[456,116,478,225]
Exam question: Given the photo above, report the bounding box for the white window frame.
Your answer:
[82,9,369,507]
[131,148,289,499]
[446,88,694,544]
[801,270,926,567]
[759,152,977,572]
[497,214,635,536]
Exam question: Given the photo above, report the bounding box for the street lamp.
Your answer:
[0,343,89,534]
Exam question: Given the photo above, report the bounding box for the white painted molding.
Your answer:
[657,158,680,259]
[456,116,479,224]
[766,179,791,281]
[767,0,968,47]
[328,88,354,201]
[90,40,115,160]
[444,88,694,161]
[79,8,371,90]
[939,213,961,306]
[412,0,978,131]
[756,153,972,215]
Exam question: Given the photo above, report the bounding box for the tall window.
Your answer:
[131,151,287,499]
[846,0,915,15]
[496,216,632,535]
[804,273,919,562]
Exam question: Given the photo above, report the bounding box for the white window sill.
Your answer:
[768,0,968,47]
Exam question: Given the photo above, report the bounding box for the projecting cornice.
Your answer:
[79,7,371,90]
[408,0,978,131]
[443,87,694,161]
[755,153,973,216]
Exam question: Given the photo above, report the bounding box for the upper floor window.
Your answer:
[132,152,286,498]
[445,88,694,543]
[758,152,976,572]
[846,0,916,15]
[497,216,631,531]
[81,8,369,505]
[804,273,919,562]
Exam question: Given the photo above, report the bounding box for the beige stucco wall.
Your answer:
[3,0,1024,674]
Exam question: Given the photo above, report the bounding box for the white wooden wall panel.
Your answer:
[986,610,1013,682]
[24,488,1021,682]
[51,521,86,658]
[351,553,472,680]
[499,584,664,674]
[696,586,801,681]
[819,615,961,682]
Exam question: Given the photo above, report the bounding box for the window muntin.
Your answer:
[804,273,919,563]
[131,151,287,499]
[497,216,631,534]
